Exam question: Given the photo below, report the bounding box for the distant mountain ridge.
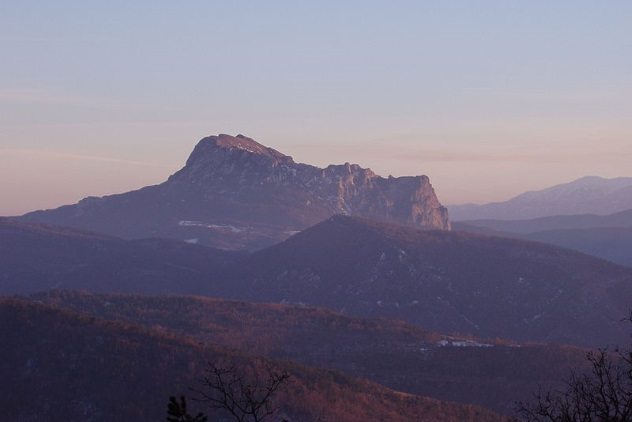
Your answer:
[459,208,632,234]
[454,208,632,267]
[2,299,505,422]
[525,227,632,268]
[450,176,632,221]
[30,290,589,416]
[19,134,450,250]
[0,217,241,295]
[4,216,632,347]
[217,215,632,347]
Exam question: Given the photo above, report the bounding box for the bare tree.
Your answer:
[190,361,291,422]
[517,316,632,421]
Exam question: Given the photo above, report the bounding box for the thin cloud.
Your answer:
[295,141,632,165]
[0,36,114,43]
[382,147,632,164]
[0,88,84,106]
[295,143,547,163]
[0,148,171,168]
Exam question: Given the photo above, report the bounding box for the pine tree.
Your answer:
[166,396,208,422]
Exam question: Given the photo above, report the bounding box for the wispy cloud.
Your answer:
[0,88,85,106]
[0,148,171,168]
[0,36,114,43]
[458,86,624,103]
[293,139,632,165]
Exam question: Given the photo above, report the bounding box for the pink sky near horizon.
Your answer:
[2,127,631,216]
[2,2,630,215]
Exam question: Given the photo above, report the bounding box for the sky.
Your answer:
[1,1,631,215]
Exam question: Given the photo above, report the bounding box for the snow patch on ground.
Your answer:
[178,220,244,233]
[437,339,493,348]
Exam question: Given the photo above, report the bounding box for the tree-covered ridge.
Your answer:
[29,291,589,415]
[0,298,507,422]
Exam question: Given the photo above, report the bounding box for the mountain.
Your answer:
[458,209,632,234]
[31,290,590,415]
[0,217,242,295]
[523,227,632,268]
[0,298,507,422]
[450,176,632,221]
[19,134,450,250]
[4,216,632,347]
[454,209,632,267]
[217,215,632,347]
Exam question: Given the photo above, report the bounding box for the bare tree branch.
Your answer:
[189,360,291,422]
[516,337,632,421]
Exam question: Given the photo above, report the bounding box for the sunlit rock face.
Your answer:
[22,134,450,249]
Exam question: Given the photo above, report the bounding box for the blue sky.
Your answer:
[1,1,631,214]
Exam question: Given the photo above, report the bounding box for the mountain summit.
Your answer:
[21,134,450,249]
[450,176,632,221]
[183,134,292,166]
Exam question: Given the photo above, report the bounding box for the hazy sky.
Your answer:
[1,1,631,215]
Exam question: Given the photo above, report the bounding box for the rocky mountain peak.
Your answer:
[214,134,287,157]
[172,134,295,185]
[23,133,451,249]
[185,134,293,166]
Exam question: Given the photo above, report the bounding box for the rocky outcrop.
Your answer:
[22,134,449,249]
[169,134,450,229]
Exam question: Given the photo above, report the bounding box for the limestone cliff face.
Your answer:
[169,134,450,231]
[170,134,295,187]
[22,134,450,249]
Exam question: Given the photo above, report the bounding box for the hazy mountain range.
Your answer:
[0,217,241,295]
[455,209,632,267]
[4,215,631,347]
[4,134,632,420]
[450,176,632,221]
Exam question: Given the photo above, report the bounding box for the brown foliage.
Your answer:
[0,299,506,421]
[32,291,589,415]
